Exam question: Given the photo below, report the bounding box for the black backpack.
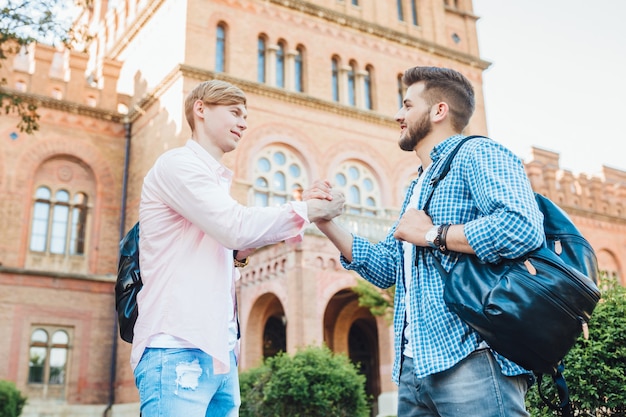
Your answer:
[115,222,142,343]
[428,136,600,415]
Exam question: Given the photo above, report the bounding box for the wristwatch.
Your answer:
[233,257,249,268]
[233,250,249,268]
[425,225,439,249]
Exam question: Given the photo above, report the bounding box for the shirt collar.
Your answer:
[429,134,466,164]
[417,134,465,176]
[185,139,233,180]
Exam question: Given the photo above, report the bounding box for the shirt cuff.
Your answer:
[284,201,309,244]
[289,201,309,224]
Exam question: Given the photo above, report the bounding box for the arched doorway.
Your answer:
[263,315,286,358]
[244,292,287,368]
[349,317,380,408]
[324,289,381,415]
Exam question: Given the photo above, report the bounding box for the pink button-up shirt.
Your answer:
[131,140,309,370]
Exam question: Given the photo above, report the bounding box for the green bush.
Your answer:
[0,380,27,417]
[240,345,370,417]
[526,277,626,416]
[353,279,395,325]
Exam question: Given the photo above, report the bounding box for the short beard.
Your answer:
[399,111,432,152]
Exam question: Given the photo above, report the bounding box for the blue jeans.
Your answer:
[134,348,240,417]
[398,349,530,417]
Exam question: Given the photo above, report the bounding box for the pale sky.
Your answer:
[472,0,626,175]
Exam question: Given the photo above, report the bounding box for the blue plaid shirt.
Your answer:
[340,135,544,384]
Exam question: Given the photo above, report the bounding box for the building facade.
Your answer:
[0,0,624,416]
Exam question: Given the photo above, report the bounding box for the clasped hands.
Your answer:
[303,180,345,223]
[304,180,435,247]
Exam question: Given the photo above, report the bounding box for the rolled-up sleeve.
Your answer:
[461,141,544,263]
[340,233,400,289]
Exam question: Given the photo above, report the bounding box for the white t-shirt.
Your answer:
[402,164,431,358]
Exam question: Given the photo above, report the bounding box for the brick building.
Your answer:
[0,0,624,416]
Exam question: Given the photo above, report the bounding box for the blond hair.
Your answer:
[184,80,247,130]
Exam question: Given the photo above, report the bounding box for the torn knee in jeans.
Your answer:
[175,358,203,392]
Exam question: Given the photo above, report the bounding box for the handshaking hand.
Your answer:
[303,180,345,223]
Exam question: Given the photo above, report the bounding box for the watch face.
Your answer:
[426,227,438,246]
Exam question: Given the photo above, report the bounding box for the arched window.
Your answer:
[252,146,308,207]
[70,193,88,255]
[28,329,48,383]
[596,250,621,284]
[215,23,226,72]
[294,46,304,92]
[410,0,418,25]
[30,187,52,252]
[49,330,69,384]
[276,41,285,88]
[347,62,356,106]
[333,161,381,216]
[364,65,373,110]
[331,57,339,102]
[30,186,89,255]
[397,0,404,21]
[50,190,70,254]
[257,36,266,83]
[28,328,70,385]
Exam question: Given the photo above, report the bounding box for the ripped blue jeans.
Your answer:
[134,348,240,417]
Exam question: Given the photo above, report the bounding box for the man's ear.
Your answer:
[431,102,449,123]
[193,99,205,119]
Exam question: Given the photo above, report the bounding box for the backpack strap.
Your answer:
[537,363,574,417]
[421,135,486,215]
[418,135,485,269]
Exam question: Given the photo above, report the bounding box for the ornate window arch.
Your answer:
[252,146,308,207]
[30,187,89,255]
[333,161,381,216]
[27,156,95,273]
